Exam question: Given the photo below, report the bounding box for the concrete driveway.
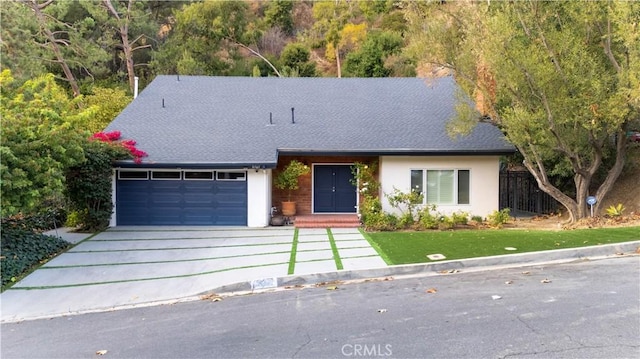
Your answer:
[1,226,387,322]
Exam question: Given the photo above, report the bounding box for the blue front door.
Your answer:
[313,165,357,213]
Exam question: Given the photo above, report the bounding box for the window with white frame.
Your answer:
[216,171,246,181]
[410,169,470,205]
[118,170,149,180]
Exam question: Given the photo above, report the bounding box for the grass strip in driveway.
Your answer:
[40,250,292,269]
[288,228,299,275]
[326,229,343,270]
[367,226,640,265]
[8,262,289,290]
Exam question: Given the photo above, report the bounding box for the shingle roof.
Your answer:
[106,75,515,168]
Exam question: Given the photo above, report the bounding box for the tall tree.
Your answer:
[151,1,250,75]
[0,2,47,82]
[100,0,153,93]
[280,43,316,77]
[312,0,353,78]
[344,30,403,77]
[404,1,639,222]
[264,0,294,36]
[20,0,81,96]
[15,0,112,96]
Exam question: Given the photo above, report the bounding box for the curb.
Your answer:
[208,240,640,295]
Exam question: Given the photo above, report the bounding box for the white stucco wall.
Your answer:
[109,170,117,227]
[379,156,501,218]
[247,169,272,227]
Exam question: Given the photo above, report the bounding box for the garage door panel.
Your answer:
[116,175,247,225]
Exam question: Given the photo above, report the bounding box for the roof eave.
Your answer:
[277,148,517,156]
[113,160,278,169]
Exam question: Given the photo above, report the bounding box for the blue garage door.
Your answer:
[116,170,247,225]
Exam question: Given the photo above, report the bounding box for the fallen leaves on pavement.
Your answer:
[438,269,460,274]
[425,288,438,294]
[200,293,223,302]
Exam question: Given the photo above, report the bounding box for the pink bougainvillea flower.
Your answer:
[106,131,121,141]
[89,130,147,163]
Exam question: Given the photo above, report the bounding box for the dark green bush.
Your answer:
[1,220,71,289]
[66,141,128,231]
[1,207,66,232]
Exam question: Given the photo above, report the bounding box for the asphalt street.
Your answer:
[2,256,639,359]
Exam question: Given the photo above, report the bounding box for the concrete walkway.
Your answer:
[0,226,386,322]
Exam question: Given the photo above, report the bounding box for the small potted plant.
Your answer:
[274,160,310,216]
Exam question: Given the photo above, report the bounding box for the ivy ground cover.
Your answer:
[364,227,640,265]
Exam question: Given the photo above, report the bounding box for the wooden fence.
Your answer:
[499,171,559,215]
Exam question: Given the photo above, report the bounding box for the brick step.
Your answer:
[293,214,361,229]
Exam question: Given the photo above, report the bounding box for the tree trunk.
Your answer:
[25,0,80,97]
[522,157,579,223]
[103,0,136,93]
[522,133,627,223]
[594,130,628,214]
[574,173,592,220]
[335,45,342,78]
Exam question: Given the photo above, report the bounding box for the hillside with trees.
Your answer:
[1,0,638,225]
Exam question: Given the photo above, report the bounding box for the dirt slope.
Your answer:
[601,145,640,215]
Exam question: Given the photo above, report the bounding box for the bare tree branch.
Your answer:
[228,38,281,77]
[604,18,622,72]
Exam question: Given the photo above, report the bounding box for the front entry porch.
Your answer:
[271,155,377,217]
[293,214,361,228]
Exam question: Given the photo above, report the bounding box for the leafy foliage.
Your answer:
[344,30,404,77]
[280,43,316,77]
[0,70,89,216]
[65,131,144,231]
[385,187,423,225]
[66,140,126,231]
[1,216,71,289]
[151,1,250,75]
[274,160,310,201]
[605,204,626,218]
[264,0,295,35]
[81,87,131,133]
[404,1,639,222]
[487,208,512,229]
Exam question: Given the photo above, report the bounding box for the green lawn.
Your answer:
[363,227,640,265]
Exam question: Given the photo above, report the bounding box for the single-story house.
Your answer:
[105,75,515,227]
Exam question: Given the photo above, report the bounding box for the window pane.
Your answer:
[410,170,423,195]
[439,170,454,203]
[410,170,424,204]
[427,170,454,204]
[184,171,213,180]
[426,171,439,204]
[458,170,470,204]
[151,171,181,180]
[119,171,148,180]
[216,171,246,180]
